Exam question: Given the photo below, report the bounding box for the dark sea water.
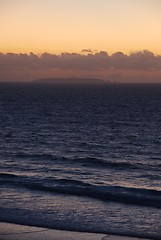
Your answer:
[0,83,161,239]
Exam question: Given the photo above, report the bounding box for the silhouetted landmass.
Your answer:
[33,77,105,84]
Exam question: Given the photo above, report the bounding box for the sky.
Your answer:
[1,0,161,82]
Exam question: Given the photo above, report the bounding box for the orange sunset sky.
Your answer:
[1,0,161,82]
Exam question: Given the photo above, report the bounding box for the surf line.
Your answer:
[0,229,50,236]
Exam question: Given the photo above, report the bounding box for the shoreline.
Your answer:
[0,222,152,240]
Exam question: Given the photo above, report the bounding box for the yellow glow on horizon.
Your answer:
[1,0,161,55]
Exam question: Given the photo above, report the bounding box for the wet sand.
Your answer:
[0,222,151,240]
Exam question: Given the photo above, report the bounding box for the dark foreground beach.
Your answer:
[0,222,151,240]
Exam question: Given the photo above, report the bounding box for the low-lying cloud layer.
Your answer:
[0,50,161,82]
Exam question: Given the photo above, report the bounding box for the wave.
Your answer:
[0,173,18,178]
[77,157,136,169]
[11,152,149,171]
[1,172,161,209]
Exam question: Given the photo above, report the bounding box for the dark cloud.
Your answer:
[0,50,160,71]
[81,49,94,53]
[0,50,161,82]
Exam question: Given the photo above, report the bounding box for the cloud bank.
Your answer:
[0,50,161,82]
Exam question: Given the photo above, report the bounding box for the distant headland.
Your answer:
[33,77,105,84]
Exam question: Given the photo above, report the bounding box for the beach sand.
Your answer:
[0,222,151,240]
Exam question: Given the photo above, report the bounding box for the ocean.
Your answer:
[0,83,161,239]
